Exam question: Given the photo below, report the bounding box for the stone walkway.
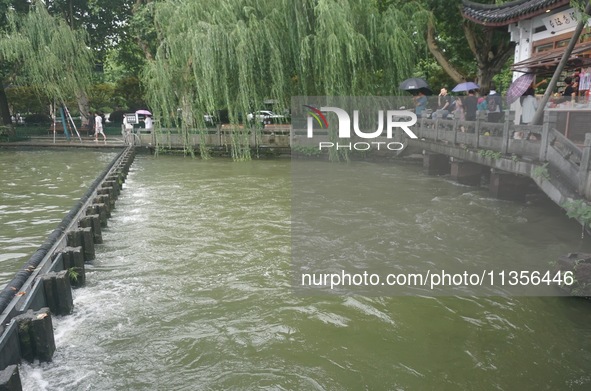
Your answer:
[0,136,126,148]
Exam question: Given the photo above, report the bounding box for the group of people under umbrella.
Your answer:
[399,77,503,123]
[399,73,578,128]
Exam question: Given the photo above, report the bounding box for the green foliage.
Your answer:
[420,0,514,93]
[5,86,48,114]
[533,162,550,181]
[109,110,126,124]
[0,2,94,105]
[478,149,502,160]
[0,124,17,141]
[292,145,323,157]
[67,267,79,283]
[88,83,117,111]
[423,0,477,75]
[45,0,133,65]
[492,57,514,93]
[416,57,456,93]
[24,113,51,125]
[141,0,429,160]
[103,46,146,83]
[563,199,591,239]
[572,0,591,26]
[114,76,145,111]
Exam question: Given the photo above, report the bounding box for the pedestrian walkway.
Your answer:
[0,136,126,148]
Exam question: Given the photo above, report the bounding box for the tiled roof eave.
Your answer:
[462,0,571,27]
[463,14,524,27]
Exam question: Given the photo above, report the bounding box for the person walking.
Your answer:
[413,91,428,118]
[94,111,106,142]
[144,114,153,133]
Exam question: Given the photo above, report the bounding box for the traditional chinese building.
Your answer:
[463,0,591,76]
[463,0,591,132]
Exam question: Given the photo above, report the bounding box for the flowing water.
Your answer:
[3,151,591,390]
[0,149,119,288]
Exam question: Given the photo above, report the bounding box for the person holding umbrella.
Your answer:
[464,90,478,121]
[451,81,479,121]
[413,90,428,117]
[399,77,430,92]
[520,87,538,125]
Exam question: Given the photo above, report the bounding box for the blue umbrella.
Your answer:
[452,82,480,92]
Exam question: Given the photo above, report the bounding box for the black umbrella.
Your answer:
[399,77,432,95]
[399,77,428,90]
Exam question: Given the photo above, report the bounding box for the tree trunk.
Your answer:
[477,70,495,96]
[465,24,515,95]
[76,90,91,127]
[427,22,464,84]
[133,0,154,61]
[0,84,12,125]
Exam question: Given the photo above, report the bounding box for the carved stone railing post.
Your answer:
[501,113,511,155]
[434,118,440,142]
[538,111,551,162]
[474,116,482,150]
[539,110,557,162]
[579,133,591,198]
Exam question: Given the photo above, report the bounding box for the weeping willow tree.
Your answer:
[0,1,93,125]
[141,0,430,160]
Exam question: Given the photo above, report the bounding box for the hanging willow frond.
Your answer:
[0,2,93,106]
[141,0,428,160]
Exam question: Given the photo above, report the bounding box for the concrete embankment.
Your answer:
[0,146,136,390]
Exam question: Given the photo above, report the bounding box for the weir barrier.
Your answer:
[0,146,136,389]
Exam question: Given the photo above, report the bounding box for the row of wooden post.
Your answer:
[0,147,136,391]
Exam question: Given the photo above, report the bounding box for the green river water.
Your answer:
[2,150,591,390]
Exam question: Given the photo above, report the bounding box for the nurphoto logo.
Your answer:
[304,105,419,151]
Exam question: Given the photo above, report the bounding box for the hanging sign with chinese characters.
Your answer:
[542,8,580,33]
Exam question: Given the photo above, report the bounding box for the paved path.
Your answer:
[0,136,126,148]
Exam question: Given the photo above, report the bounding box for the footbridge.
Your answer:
[407,110,591,207]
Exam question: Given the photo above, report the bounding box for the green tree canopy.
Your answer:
[424,0,514,94]
[45,0,134,65]
[0,1,94,109]
[141,0,431,158]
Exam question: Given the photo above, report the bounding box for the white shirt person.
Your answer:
[144,115,153,133]
[94,112,106,141]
